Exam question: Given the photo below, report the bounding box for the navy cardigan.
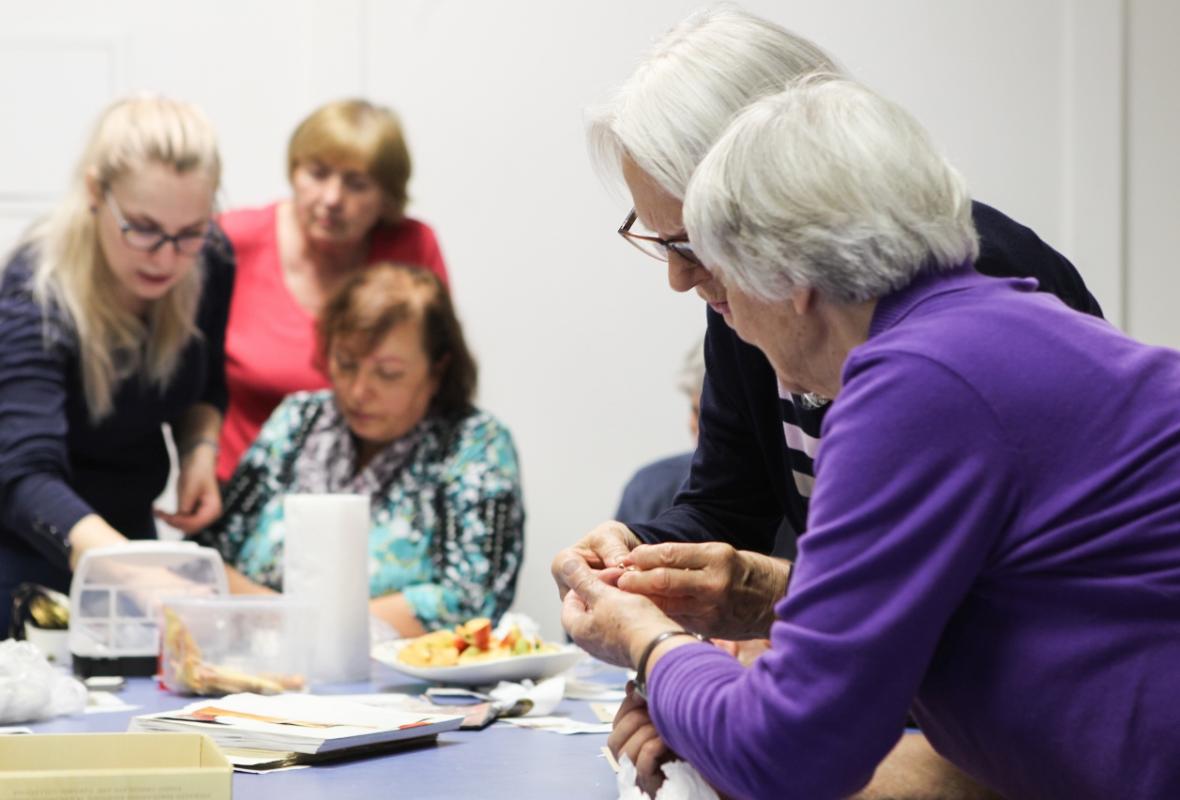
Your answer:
[0,228,234,595]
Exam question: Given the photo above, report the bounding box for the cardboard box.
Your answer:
[0,732,232,799]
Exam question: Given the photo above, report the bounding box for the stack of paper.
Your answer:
[128,693,463,763]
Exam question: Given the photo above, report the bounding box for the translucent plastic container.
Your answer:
[159,596,310,696]
[68,542,227,678]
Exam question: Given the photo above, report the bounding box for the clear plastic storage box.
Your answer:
[68,542,228,678]
[159,596,310,695]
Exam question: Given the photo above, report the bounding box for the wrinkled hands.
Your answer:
[559,556,676,669]
[553,522,791,641]
[155,444,222,534]
[610,682,675,798]
[551,521,640,599]
[618,542,790,640]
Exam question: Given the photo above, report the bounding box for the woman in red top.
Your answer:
[217,99,448,481]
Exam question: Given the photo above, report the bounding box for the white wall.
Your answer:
[1,1,1176,638]
[1126,0,1180,347]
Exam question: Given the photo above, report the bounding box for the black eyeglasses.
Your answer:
[617,209,704,267]
[105,192,209,256]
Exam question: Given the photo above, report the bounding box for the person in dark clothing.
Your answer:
[551,7,1103,797]
[615,337,798,560]
[557,8,1103,644]
[0,95,233,634]
[614,339,704,526]
[565,74,1179,800]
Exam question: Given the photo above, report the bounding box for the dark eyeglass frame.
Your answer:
[104,192,209,256]
[617,208,704,267]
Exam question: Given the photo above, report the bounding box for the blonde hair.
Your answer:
[287,99,412,222]
[28,94,221,421]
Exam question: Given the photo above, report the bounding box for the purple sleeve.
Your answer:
[648,350,1015,798]
[0,285,93,565]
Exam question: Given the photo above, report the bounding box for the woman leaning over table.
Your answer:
[198,264,523,637]
[563,76,1180,800]
[0,95,233,634]
[216,98,448,483]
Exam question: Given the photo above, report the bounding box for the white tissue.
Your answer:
[0,640,87,723]
[282,494,371,683]
[617,754,720,800]
[488,675,565,717]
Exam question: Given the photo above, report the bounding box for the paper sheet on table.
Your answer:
[85,690,138,714]
[564,675,629,702]
[331,692,496,730]
[617,754,720,800]
[564,670,632,703]
[498,715,612,734]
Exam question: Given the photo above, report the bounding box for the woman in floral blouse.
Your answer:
[198,263,523,635]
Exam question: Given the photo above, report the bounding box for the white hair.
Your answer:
[587,4,840,200]
[684,75,979,304]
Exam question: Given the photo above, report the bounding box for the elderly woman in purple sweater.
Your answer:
[562,75,1180,800]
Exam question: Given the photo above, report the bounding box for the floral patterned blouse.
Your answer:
[198,390,524,630]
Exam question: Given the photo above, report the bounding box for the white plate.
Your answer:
[372,640,584,685]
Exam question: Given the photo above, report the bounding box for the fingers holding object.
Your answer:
[560,556,607,602]
[617,564,724,599]
[623,542,725,572]
[635,734,671,791]
[609,701,653,754]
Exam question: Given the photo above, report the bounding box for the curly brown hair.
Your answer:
[315,263,477,417]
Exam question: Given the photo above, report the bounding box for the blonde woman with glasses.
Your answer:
[0,95,234,634]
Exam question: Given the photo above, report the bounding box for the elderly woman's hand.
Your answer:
[616,542,790,640]
[559,557,678,668]
[551,521,641,600]
[610,682,676,798]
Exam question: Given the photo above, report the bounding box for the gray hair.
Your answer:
[587,4,840,200]
[684,75,979,304]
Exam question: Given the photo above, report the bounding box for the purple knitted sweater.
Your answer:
[649,266,1180,799]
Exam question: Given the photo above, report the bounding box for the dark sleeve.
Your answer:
[629,310,788,553]
[970,200,1104,318]
[195,221,235,412]
[0,264,94,566]
[614,453,693,524]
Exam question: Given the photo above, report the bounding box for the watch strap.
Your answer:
[634,629,709,701]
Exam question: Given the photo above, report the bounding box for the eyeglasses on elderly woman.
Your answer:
[617,208,704,267]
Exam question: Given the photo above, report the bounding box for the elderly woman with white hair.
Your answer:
[562,76,1180,799]
[555,4,1103,646]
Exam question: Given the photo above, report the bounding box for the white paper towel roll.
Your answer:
[282,493,371,684]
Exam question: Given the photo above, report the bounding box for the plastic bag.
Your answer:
[0,639,87,723]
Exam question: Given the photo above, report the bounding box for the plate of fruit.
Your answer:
[372,616,583,685]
